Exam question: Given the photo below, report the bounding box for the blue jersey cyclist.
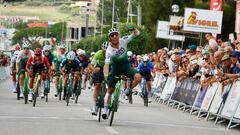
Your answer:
[60,51,82,100]
[138,55,156,102]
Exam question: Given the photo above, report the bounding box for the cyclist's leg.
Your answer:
[19,71,25,98]
[54,74,60,97]
[11,70,17,93]
[63,69,70,100]
[125,67,142,89]
[72,70,80,99]
[91,66,103,114]
[102,69,119,119]
[40,70,48,98]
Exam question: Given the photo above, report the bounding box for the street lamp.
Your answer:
[170,4,179,49]
[171,4,180,15]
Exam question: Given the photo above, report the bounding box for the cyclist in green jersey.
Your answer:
[102,28,142,119]
[89,42,109,115]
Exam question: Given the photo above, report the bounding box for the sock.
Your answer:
[20,85,23,93]
[104,92,110,109]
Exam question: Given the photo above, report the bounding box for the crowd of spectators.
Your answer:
[128,33,240,89]
[0,51,9,67]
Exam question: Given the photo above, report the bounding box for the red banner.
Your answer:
[27,23,48,28]
[210,0,222,40]
[210,0,222,11]
[236,1,240,40]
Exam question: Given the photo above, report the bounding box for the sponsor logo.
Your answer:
[187,11,218,27]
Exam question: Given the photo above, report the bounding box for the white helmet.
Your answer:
[102,42,110,51]
[108,28,119,36]
[59,44,66,49]
[13,51,20,57]
[142,55,149,62]
[77,49,86,56]
[43,45,51,51]
[66,51,76,60]
[91,52,96,56]
[127,51,133,57]
[22,42,30,48]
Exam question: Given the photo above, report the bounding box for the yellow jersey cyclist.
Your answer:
[60,51,82,100]
[16,42,34,98]
[89,41,109,115]
[102,28,142,119]
[53,45,67,97]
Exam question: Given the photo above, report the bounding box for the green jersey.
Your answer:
[91,50,105,67]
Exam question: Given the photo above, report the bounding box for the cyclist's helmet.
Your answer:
[34,48,42,56]
[108,28,119,36]
[66,51,76,60]
[22,42,30,49]
[43,45,51,51]
[102,42,110,51]
[59,44,66,49]
[127,51,133,57]
[77,49,86,56]
[15,45,21,51]
[91,52,96,56]
[142,55,149,62]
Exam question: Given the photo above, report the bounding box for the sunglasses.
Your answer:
[128,56,132,58]
[110,32,119,37]
[24,48,29,50]
[45,50,50,52]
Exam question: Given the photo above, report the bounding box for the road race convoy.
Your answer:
[2,26,240,128]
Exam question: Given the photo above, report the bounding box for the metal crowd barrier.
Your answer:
[152,73,240,129]
[0,66,10,81]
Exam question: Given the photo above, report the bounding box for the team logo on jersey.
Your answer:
[116,47,125,56]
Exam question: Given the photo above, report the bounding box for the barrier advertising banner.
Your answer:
[171,78,200,105]
[221,81,240,118]
[160,77,177,100]
[200,82,220,111]
[183,8,223,34]
[209,84,232,114]
[234,103,240,119]
[193,86,208,108]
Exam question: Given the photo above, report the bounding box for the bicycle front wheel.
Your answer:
[109,109,115,126]
[143,85,148,107]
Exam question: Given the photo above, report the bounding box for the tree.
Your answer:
[12,22,66,47]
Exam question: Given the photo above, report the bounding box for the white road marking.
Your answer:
[105,126,119,134]
[118,120,227,131]
[83,108,91,112]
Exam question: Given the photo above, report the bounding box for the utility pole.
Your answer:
[112,0,115,28]
[127,0,132,23]
[101,0,104,37]
[137,0,142,26]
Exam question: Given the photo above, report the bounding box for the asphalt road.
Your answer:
[0,78,239,135]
